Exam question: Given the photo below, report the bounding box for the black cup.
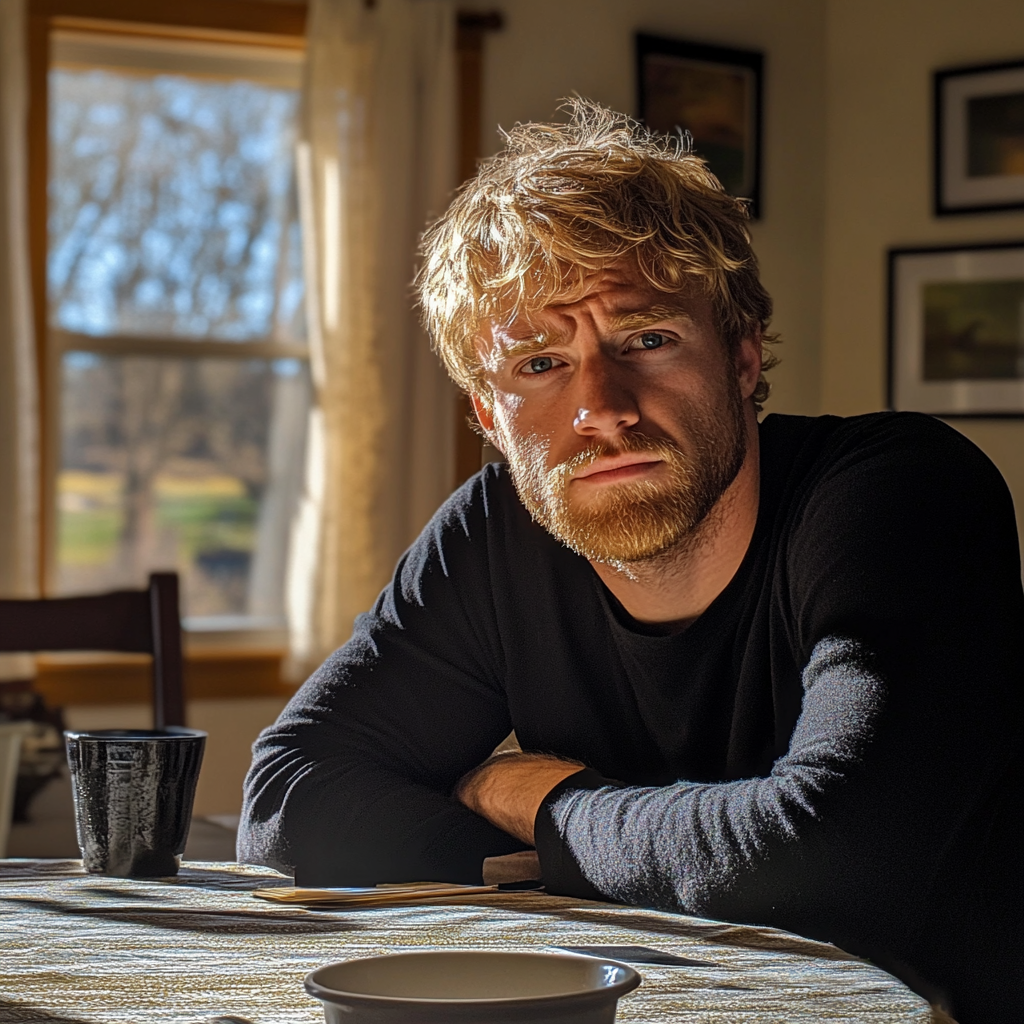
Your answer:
[64,728,206,877]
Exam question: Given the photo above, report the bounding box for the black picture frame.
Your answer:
[934,58,1024,216]
[636,33,764,218]
[887,240,1024,417]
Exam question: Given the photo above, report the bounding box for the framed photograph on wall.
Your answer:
[888,241,1024,416]
[934,59,1024,215]
[637,34,763,217]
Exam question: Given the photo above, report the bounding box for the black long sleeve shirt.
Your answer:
[240,412,1023,1023]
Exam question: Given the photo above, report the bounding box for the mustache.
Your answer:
[550,432,686,482]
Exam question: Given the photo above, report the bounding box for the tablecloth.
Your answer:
[0,859,953,1023]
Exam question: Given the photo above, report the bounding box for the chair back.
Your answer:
[0,574,185,729]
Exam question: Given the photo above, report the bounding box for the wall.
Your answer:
[822,0,1024,546]
[477,0,828,416]
[478,0,1024,549]
[64,698,290,816]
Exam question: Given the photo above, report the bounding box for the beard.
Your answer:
[501,386,748,565]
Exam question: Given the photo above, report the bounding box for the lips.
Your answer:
[571,454,663,481]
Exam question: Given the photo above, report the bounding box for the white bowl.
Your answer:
[305,950,641,1024]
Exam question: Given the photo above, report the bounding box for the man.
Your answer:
[240,101,1022,1023]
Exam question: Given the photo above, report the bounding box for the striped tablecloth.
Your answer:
[0,859,952,1023]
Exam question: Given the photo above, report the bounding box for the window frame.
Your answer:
[25,1,308,702]
[30,0,309,629]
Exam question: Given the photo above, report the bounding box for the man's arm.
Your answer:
[238,471,531,884]
[532,634,895,912]
[460,635,890,912]
[456,752,585,844]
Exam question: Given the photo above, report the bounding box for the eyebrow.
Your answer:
[499,334,567,358]
[606,304,697,333]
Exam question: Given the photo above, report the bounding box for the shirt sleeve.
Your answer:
[533,415,1023,962]
[237,470,530,885]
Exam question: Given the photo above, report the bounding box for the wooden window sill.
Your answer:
[34,649,295,705]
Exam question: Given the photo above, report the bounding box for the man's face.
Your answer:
[472,267,761,565]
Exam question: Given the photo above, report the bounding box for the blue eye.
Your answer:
[637,332,666,349]
[525,356,555,374]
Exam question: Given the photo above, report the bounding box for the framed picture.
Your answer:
[888,242,1024,417]
[934,59,1024,215]
[637,33,763,217]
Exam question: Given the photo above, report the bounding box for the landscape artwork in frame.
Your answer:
[637,34,763,217]
[888,242,1024,416]
[935,59,1024,215]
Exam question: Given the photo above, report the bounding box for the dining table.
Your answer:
[0,858,954,1023]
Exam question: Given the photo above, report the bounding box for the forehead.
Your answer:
[480,271,710,355]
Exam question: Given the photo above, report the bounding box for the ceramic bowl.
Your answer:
[305,950,641,1024]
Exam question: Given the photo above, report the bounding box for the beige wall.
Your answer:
[822,0,1024,545]
[63,698,290,817]
[479,0,828,415]
[478,0,1024,547]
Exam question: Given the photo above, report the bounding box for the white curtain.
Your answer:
[287,0,457,676]
[0,0,38,682]
[0,0,39,681]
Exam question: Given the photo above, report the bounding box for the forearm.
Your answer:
[240,653,526,884]
[537,765,820,916]
[240,743,528,884]
[455,751,585,845]
[533,637,908,935]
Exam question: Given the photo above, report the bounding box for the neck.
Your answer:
[589,411,761,633]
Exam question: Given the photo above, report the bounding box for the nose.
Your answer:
[572,354,640,437]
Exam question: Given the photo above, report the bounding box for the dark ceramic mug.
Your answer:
[64,728,206,877]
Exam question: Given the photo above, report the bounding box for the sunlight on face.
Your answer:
[478,266,754,565]
[499,385,747,565]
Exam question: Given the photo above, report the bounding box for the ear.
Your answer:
[470,392,495,434]
[735,332,763,401]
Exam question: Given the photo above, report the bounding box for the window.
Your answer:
[47,25,309,631]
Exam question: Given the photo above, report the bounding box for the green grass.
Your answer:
[59,494,259,570]
[58,507,124,566]
[157,494,258,554]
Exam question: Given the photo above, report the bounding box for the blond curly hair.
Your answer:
[417,99,778,407]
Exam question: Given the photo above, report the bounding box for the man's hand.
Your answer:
[455,752,585,845]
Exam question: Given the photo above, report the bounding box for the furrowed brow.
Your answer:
[479,331,564,374]
[499,332,569,357]
[607,305,696,333]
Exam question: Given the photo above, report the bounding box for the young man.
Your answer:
[240,102,1022,1023]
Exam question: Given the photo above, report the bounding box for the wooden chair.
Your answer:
[0,573,185,729]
